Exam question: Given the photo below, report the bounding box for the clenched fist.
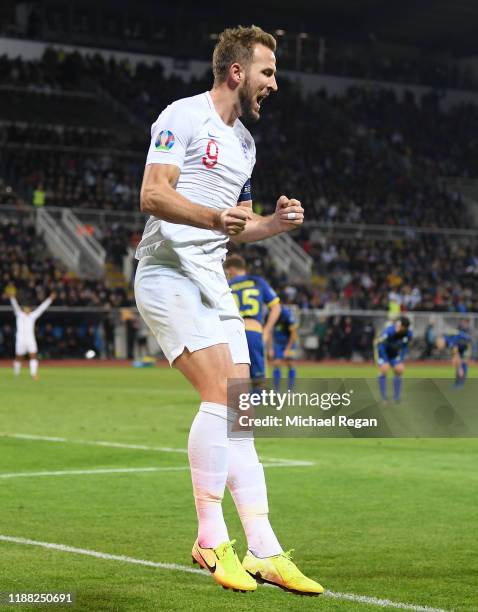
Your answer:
[215,204,253,235]
[274,195,304,231]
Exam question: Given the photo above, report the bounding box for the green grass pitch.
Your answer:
[0,364,477,611]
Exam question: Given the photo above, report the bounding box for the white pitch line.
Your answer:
[325,590,450,612]
[0,433,315,467]
[0,462,308,480]
[0,466,190,479]
[0,535,450,612]
[0,433,188,455]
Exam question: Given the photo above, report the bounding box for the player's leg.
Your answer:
[13,336,25,375]
[13,354,22,375]
[392,362,404,401]
[271,341,284,390]
[246,330,265,392]
[135,262,256,591]
[28,351,39,380]
[174,345,235,547]
[224,321,323,595]
[451,353,465,386]
[377,360,390,401]
[285,350,297,390]
[226,361,282,557]
[175,345,257,591]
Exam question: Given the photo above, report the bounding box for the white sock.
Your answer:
[13,360,21,375]
[188,402,231,548]
[30,359,38,377]
[227,437,282,558]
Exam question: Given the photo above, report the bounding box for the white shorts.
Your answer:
[16,336,37,355]
[134,256,250,366]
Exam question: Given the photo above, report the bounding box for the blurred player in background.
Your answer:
[7,288,55,380]
[225,254,281,385]
[270,305,298,391]
[134,26,323,595]
[436,320,472,387]
[374,316,412,402]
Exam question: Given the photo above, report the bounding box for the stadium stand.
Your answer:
[1,46,477,359]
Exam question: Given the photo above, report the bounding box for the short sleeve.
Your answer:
[259,278,279,307]
[146,102,194,170]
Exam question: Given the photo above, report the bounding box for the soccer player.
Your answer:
[224,254,281,384]
[8,290,55,380]
[375,316,413,402]
[269,305,298,391]
[436,320,471,387]
[134,26,323,595]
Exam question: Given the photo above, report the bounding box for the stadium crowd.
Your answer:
[2,10,476,92]
[2,51,477,230]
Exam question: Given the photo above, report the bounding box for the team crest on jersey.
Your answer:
[240,139,250,160]
[155,130,175,151]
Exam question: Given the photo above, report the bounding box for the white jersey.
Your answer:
[135,92,256,288]
[11,296,52,342]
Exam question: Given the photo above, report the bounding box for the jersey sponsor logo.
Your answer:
[240,139,250,160]
[155,130,175,151]
[202,139,219,168]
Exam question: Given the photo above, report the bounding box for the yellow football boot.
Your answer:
[192,539,257,592]
[243,549,324,596]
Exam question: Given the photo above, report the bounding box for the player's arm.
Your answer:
[284,325,298,357]
[9,296,21,315]
[399,332,412,361]
[31,296,54,320]
[230,194,304,244]
[140,164,251,235]
[263,301,281,345]
[374,326,390,347]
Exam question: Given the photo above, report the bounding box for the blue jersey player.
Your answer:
[374,316,412,402]
[436,320,471,387]
[225,255,281,383]
[270,305,298,390]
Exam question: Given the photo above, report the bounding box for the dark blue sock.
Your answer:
[288,367,296,390]
[273,367,281,391]
[462,362,468,380]
[378,374,387,400]
[393,375,402,401]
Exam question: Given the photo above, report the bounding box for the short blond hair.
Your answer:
[212,25,276,84]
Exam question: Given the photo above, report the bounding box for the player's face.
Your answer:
[436,336,446,351]
[395,322,407,336]
[239,44,277,121]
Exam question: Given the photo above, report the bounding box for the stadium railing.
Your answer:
[37,208,82,274]
[61,209,106,278]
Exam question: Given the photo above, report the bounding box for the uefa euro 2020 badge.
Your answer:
[155,130,175,151]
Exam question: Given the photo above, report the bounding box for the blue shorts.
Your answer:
[246,330,265,380]
[273,341,297,361]
[377,345,402,367]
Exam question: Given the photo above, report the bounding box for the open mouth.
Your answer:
[255,93,268,109]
